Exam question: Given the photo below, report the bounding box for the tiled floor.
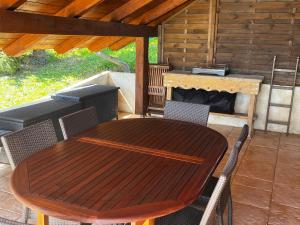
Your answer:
[0,118,299,224]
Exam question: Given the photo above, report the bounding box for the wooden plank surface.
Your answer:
[11,118,227,224]
[215,0,300,85]
[162,0,210,70]
[160,0,300,85]
[163,72,263,95]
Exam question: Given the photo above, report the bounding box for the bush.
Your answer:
[0,51,21,74]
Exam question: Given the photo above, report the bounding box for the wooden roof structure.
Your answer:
[0,0,195,56]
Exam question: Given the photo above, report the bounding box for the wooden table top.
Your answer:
[11,118,228,224]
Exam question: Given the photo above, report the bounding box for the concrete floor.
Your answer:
[0,116,299,224]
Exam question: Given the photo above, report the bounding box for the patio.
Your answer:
[1,0,300,224]
[0,113,299,225]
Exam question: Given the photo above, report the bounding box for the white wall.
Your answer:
[67,71,136,114]
[9,71,297,134]
[106,73,300,134]
[208,84,300,134]
[108,72,135,113]
[255,85,300,134]
[77,72,299,134]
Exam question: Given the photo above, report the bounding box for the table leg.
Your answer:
[247,94,257,138]
[37,212,49,225]
[131,219,154,225]
[166,87,172,100]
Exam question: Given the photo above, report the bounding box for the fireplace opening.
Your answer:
[172,88,237,114]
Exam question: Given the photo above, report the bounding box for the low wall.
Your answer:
[65,71,136,114]
[70,72,300,134]
[3,71,298,134]
[115,73,300,134]
[198,85,300,135]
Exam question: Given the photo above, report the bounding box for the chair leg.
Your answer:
[216,206,224,225]
[217,214,224,225]
[23,207,30,223]
[227,192,233,225]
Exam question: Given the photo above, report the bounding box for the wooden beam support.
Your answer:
[88,36,121,52]
[37,212,49,225]
[0,9,157,56]
[0,0,26,10]
[56,0,155,54]
[131,219,154,225]
[18,15,155,36]
[3,0,104,56]
[207,0,218,65]
[135,37,149,116]
[110,37,136,51]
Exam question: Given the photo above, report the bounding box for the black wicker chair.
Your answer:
[190,124,249,225]
[164,101,210,126]
[59,107,98,140]
[0,120,79,225]
[154,126,245,225]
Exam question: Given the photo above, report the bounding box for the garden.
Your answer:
[0,38,158,110]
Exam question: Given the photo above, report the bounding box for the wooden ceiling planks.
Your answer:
[0,0,196,55]
[2,0,105,56]
[80,0,130,20]
[55,0,156,54]
[90,0,193,52]
[109,37,136,51]
[0,0,27,46]
[109,0,199,51]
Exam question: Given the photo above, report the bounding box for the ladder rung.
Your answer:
[267,120,289,126]
[274,69,296,73]
[270,103,291,108]
[272,85,294,90]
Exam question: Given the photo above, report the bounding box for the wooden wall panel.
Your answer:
[215,0,300,85]
[161,0,300,85]
[162,0,210,70]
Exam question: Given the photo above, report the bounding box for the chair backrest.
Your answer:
[223,124,249,177]
[0,217,29,225]
[148,64,171,112]
[59,107,98,140]
[0,120,57,170]
[164,101,210,126]
[205,124,250,225]
[199,175,227,225]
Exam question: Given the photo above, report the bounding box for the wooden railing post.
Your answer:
[135,37,149,116]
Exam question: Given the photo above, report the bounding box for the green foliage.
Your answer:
[0,38,158,110]
[0,52,21,74]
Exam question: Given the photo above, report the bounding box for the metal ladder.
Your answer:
[265,56,299,134]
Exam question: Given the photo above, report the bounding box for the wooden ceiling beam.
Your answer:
[98,0,193,52]
[55,0,155,54]
[2,0,105,56]
[135,37,149,115]
[0,0,26,10]
[0,10,157,35]
[109,0,196,51]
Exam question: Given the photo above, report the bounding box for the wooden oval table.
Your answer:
[11,118,228,225]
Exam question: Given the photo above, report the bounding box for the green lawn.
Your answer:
[0,38,158,110]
